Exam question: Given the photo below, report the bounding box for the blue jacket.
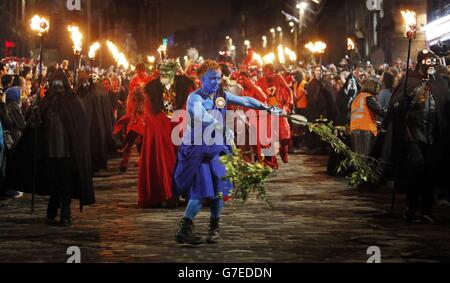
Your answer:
[0,120,4,152]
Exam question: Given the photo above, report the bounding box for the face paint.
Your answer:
[201,70,222,94]
[160,76,172,86]
[159,60,181,86]
[419,57,437,78]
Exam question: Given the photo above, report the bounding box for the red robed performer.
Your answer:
[138,60,195,208]
[257,64,293,169]
[236,72,268,163]
[114,63,153,172]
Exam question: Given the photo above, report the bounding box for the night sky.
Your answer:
[116,0,234,37]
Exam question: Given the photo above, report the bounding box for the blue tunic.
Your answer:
[173,87,266,200]
[174,89,233,200]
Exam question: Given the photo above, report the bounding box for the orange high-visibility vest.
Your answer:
[295,80,308,109]
[350,92,378,136]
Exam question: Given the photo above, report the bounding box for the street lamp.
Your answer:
[296,2,308,11]
[270,28,276,51]
[277,26,283,44]
[262,36,268,50]
[297,2,308,38]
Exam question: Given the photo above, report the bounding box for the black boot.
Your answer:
[59,217,72,227]
[175,218,204,245]
[206,218,220,244]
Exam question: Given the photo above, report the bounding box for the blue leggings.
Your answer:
[184,199,224,220]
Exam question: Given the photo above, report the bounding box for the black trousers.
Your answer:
[351,130,375,157]
[120,130,142,168]
[401,142,436,216]
[46,158,73,219]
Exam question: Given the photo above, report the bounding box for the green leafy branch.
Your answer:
[306,118,382,188]
[220,118,382,208]
[220,147,274,207]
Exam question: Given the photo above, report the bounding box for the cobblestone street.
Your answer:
[1,152,450,263]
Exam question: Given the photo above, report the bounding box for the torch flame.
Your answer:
[30,15,49,36]
[107,41,129,70]
[305,41,327,54]
[401,10,417,39]
[88,42,101,60]
[252,53,263,66]
[263,53,275,65]
[68,25,83,54]
[277,45,286,64]
[158,45,167,54]
[147,56,156,63]
[347,38,355,51]
[284,47,297,62]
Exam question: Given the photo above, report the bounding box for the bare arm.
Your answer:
[227,92,267,110]
[186,92,219,127]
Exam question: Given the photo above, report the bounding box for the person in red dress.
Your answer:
[256,64,294,169]
[236,72,268,163]
[138,60,195,208]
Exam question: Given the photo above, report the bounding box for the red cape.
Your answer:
[137,98,178,207]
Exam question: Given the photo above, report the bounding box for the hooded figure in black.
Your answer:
[77,71,109,172]
[305,65,338,153]
[335,73,361,126]
[5,69,95,226]
[378,49,450,223]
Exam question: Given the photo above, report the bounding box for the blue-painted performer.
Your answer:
[173,60,281,245]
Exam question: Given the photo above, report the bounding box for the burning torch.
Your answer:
[305,41,327,78]
[68,25,83,87]
[88,42,101,79]
[106,41,129,76]
[401,10,417,97]
[148,55,156,71]
[29,14,49,214]
[392,10,417,211]
[30,15,49,96]
[158,44,168,61]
